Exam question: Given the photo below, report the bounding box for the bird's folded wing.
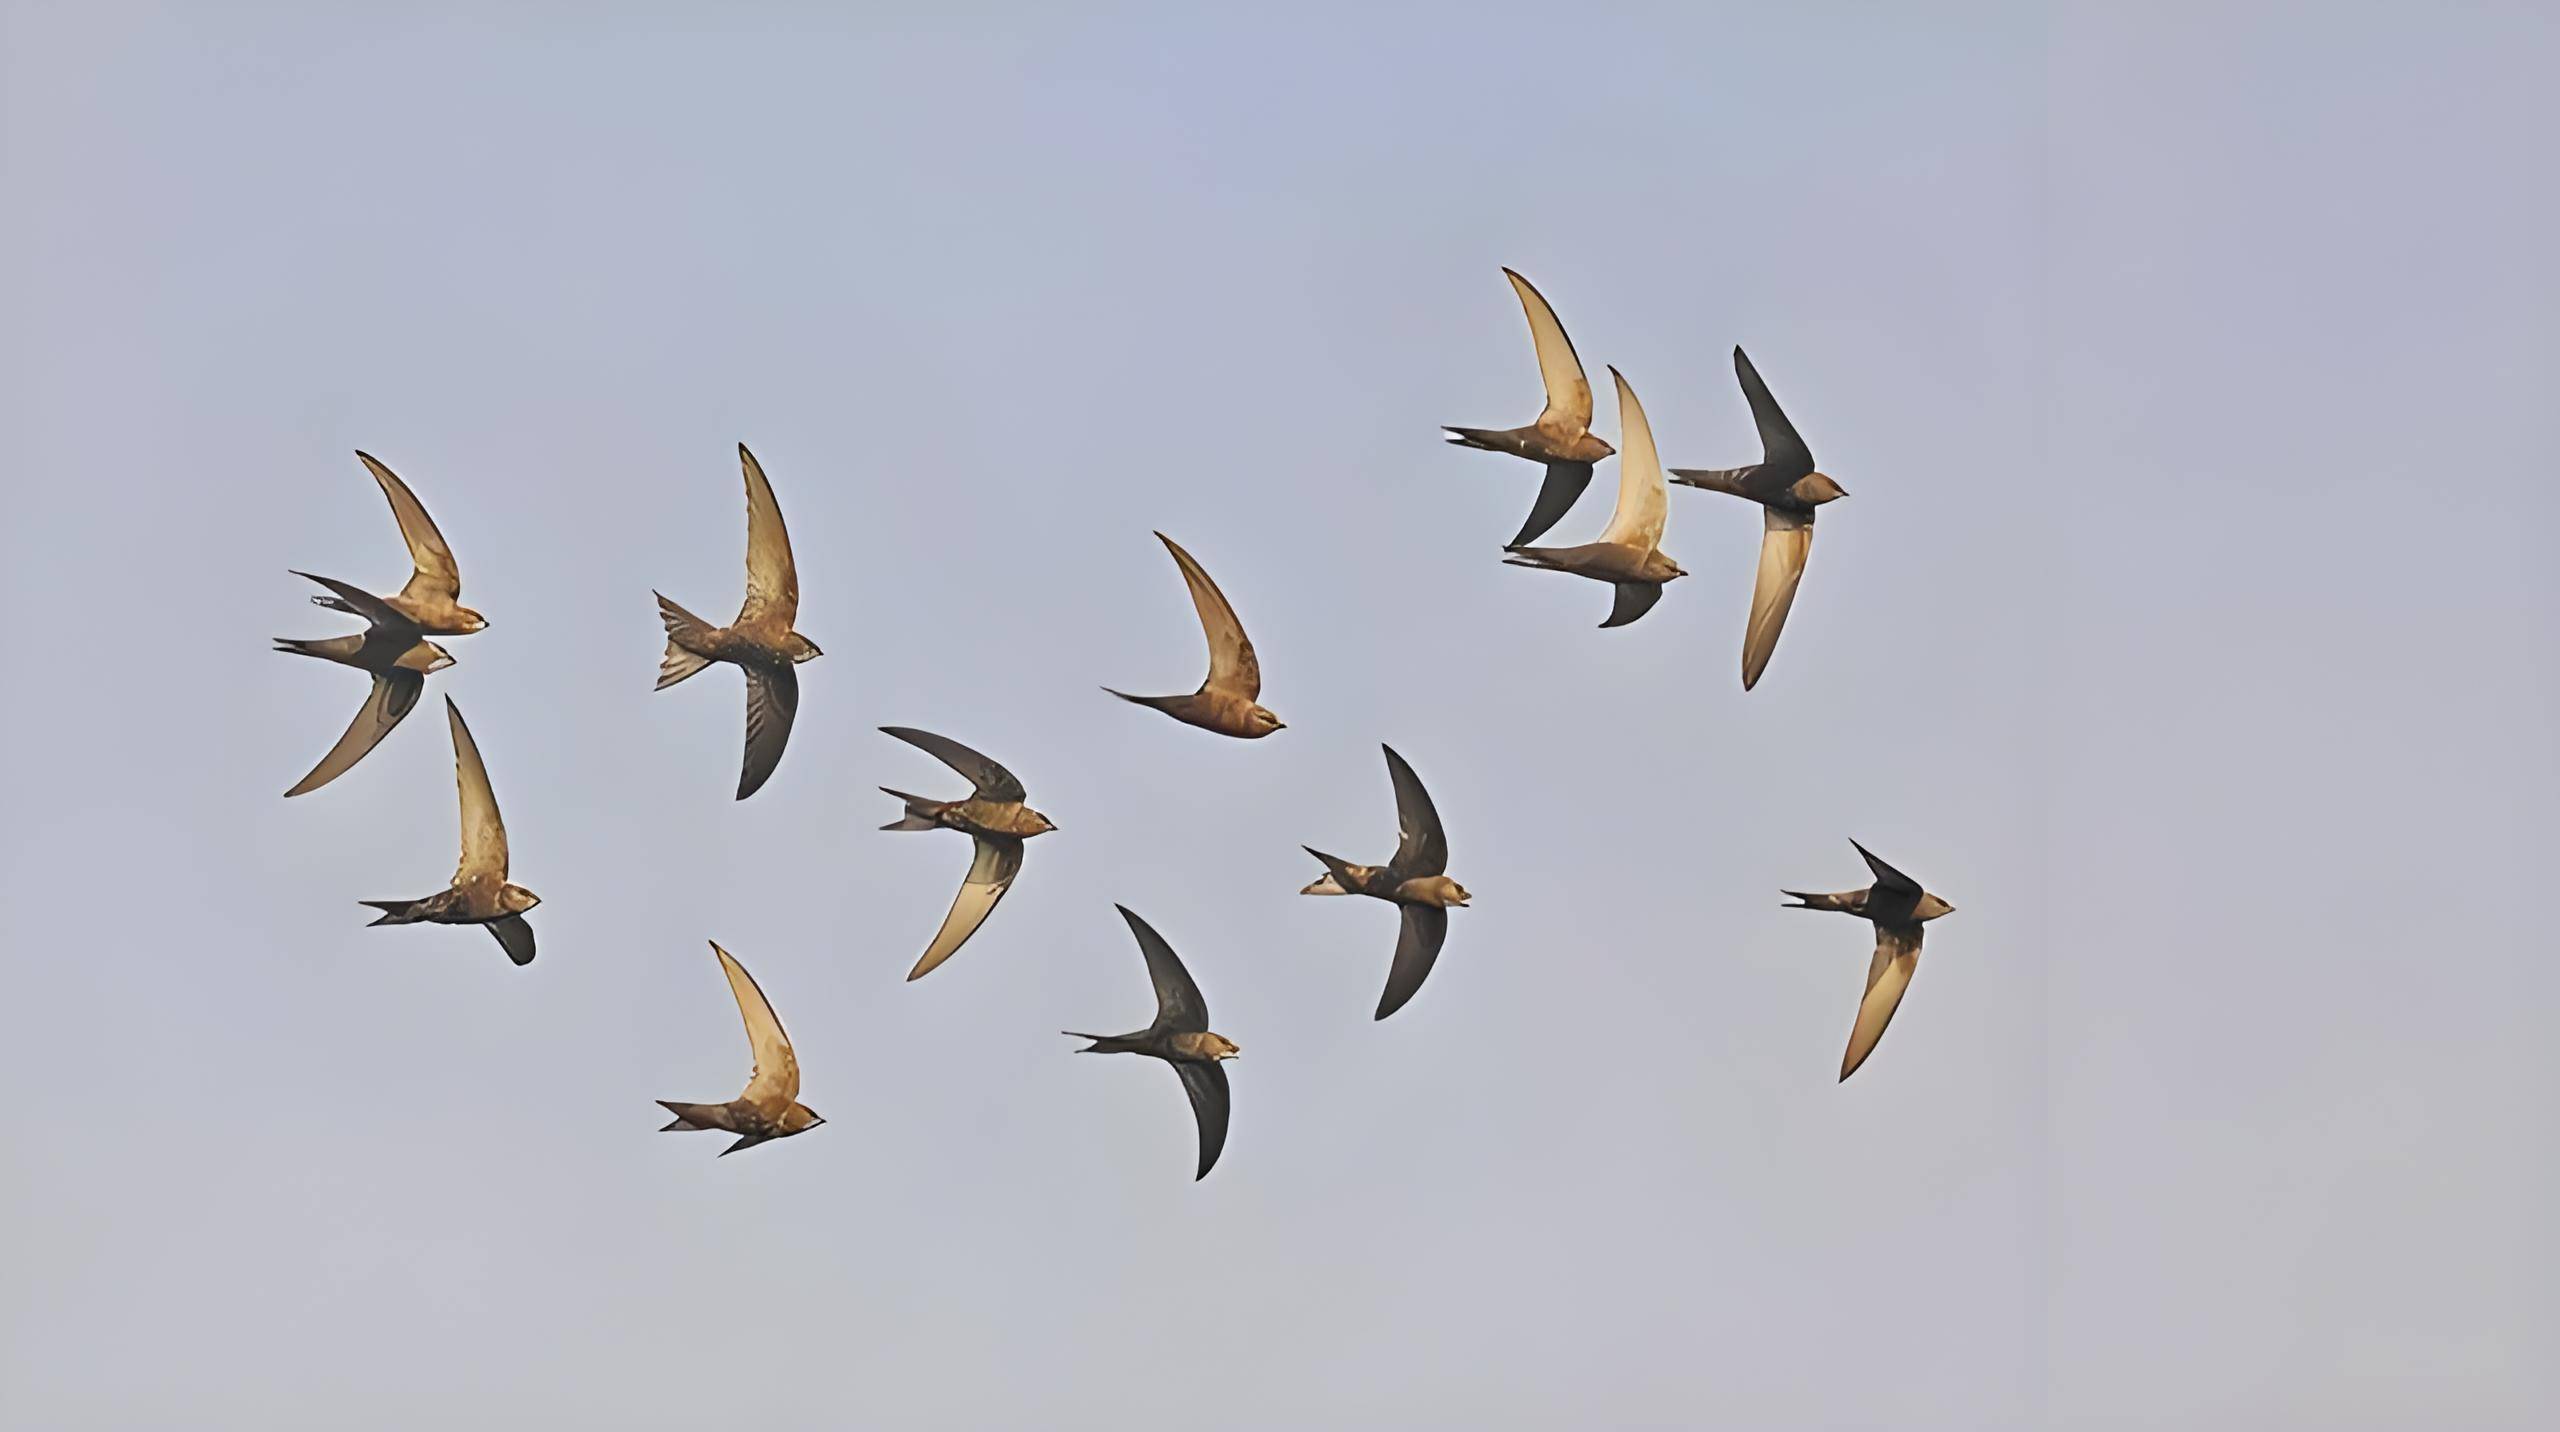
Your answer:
[446,698,509,882]
[908,837,1023,980]
[1504,268,1594,434]
[1382,745,1447,877]
[738,663,799,800]
[735,444,801,629]
[285,668,423,798]
[1842,924,1923,1081]
[1175,1059,1230,1181]
[1119,904,1208,1033]
[714,942,801,1108]
[357,451,463,604]
[881,726,1025,802]
[1377,904,1448,1021]
[1157,533,1262,700]
[1744,509,1813,690]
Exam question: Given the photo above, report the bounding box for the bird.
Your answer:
[299,451,489,637]
[1784,841,1955,1082]
[1443,268,1616,547]
[1065,905,1239,1181]
[1104,531,1284,738]
[878,726,1056,981]
[1502,367,1687,627]
[358,697,540,966]
[656,941,826,1156]
[653,444,824,800]
[1300,744,1471,1019]
[1669,347,1847,689]
[275,571,456,796]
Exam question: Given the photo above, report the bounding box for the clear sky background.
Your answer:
[3,3,2553,1428]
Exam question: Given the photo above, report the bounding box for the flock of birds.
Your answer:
[273,268,1957,1179]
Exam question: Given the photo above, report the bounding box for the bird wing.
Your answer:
[445,697,508,883]
[1377,904,1448,1021]
[737,662,799,800]
[1597,368,1668,550]
[1174,1059,1231,1181]
[1602,580,1664,629]
[1156,532,1261,700]
[486,915,537,967]
[1382,744,1447,877]
[906,837,1023,981]
[284,667,425,798]
[1841,923,1923,1081]
[1119,904,1208,1034]
[293,570,419,638]
[357,452,463,605]
[1850,839,1923,897]
[881,725,1026,802]
[713,942,801,1110]
[1744,509,1813,690]
[733,444,801,630]
[1733,346,1814,479]
[1507,461,1595,549]
[1503,268,1594,433]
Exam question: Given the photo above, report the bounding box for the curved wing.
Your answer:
[293,570,418,638]
[712,942,801,1111]
[1382,744,1447,877]
[1743,509,1813,690]
[734,444,801,630]
[445,697,507,882]
[1503,268,1594,434]
[1732,347,1814,479]
[1597,369,1667,551]
[356,452,463,605]
[1851,840,1923,897]
[1841,924,1923,1081]
[1156,533,1261,700]
[881,726,1025,802]
[907,837,1024,980]
[1118,904,1208,1034]
[738,662,799,800]
[1174,1060,1230,1180]
[1508,461,1594,550]
[486,915,537,967]
[284,668,425,798]
[1602,580,1663,629]
[1377,904,1448,1021]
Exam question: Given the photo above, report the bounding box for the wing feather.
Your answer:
[738,662,799,800]
[1377,904,1448,1021]
[285,668,423,797]
[1156,532,1261,700]
[713,942,801,1110]
[1119,905,1208,1033]
[1733,347,1814,478]
[357,452,463,605]
[1841,924,1923,1081]
[907,838,1023,980]
[1382,744,1447,877]
[1503,268,1594,433]
[735,444,800,629]
[446,698,508,882]
[1744,510,1813,690]
[881,726,1025,802]
[1598,369,1667,550]
[1174,1060,1230,1180]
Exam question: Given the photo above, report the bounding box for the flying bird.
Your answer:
[1300,744,1471,1019]
[276,572,455,796]
[1443,268,1615,547]
[1065,906,1239,1181]
[1104,532,1284,739]
[298,451,489,637]
[1502,368,1687,627]
[654,444,824,800]
[879,726,1056,981]
[1669,347,1847,689]
[657,941,827,1156]
[358,697,540,966]
[1784,841,1955,1082]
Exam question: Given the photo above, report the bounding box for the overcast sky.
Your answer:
[3,3,2553,1428]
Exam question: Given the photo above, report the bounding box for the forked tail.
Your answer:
[879,788,939,831]
[1063,1031,1139,1054]
[359,898,427,926]
[654,593,717,689]
[656,1100,720,1132]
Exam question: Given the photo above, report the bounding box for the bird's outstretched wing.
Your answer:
[1841,923,1923,1081]
[1383,744,1447,877]
[1377,904,1448,1021]
[1744,508,1813,690]
[1504,268,1595,435]
[1174,1060,1230,1181]
[446,697,508,883]
[284,667,425,798]
[714,942,801,1110]
[357,451,464,606]
[1119,905,1208,1034]
[881,726,1026,802]
[1596,368,1667,551]
[906,837,1024,981]
[1508,461,1594,549]
[1851,839,1923,897]
[1156,532,1262,701]
[734,444,801,630]
[738,663,799,800]
[1733,347,1814,480]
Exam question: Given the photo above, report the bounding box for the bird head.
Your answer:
[783,1105,827,1135]
[1202,1033,1241,1061]
[501,884,542,914]
[1917,892,1955,921]
[788,633,824,662]
[1246,705,1286,737]
[1795,472,1848,505]
[456,607,490,633]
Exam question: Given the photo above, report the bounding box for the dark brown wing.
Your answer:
[1851,840,1923,897]
[880,726,1026,802]
[1382,744,1448,877]
[1733,346,1814,480]
[1174,1060,1230,1180]
[1119,905,1207,1034]
[1377,904,1448,1021]
[738,662,799,800]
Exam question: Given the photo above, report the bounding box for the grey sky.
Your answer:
[2,3,2552,1427]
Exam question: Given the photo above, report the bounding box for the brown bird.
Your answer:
[879,726,1057,980]
[276,572,456,797]
[358,697,540,966]
[1784,841,1955,1081]
[1669,347,1847,689]
[654,444,824,800]
[300,451,489,637]
[1065,906,1239,1181]
[1443,268,1616,547]
[1502,368,1687,627]
[1300,744,1471,1020]
[1105,532,1284,739]
[656,941,826,1156]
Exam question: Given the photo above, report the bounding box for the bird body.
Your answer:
[657,942,824,1156]
[359,698,539,966]
[1299,745,1471,1019]
[1784,842,1955,1081]
[1107,532,1283,739]
[1066,906,1238,1180]
[879,727,1055,981]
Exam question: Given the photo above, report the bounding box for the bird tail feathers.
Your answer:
[879,788,938,831]
[654,593,716,689]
